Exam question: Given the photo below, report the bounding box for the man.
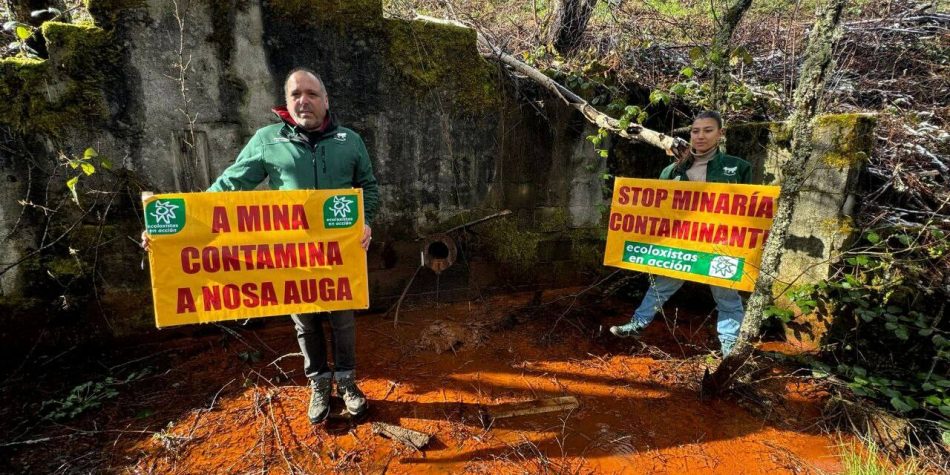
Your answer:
[201,68,379,422]
[609,111,750,356]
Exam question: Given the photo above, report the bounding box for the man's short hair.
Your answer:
[694,110,723,128]
[284,67,325,94]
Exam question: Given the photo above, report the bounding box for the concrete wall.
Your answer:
[0,0,874,349]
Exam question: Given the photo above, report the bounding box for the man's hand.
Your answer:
[360,224,372,251]
[140,230,151,251]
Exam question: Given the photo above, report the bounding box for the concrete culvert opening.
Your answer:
[423,234,457,274]
[427,241,450,259]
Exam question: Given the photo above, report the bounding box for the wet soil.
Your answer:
[0,289,849,474]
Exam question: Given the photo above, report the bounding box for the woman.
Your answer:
[609,111,752,356]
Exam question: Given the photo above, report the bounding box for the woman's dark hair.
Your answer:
[694,110,723,128]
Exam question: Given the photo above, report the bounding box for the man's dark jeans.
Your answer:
[291,310,356,383]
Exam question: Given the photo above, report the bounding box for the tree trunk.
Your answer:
[701,0,848,396]
[709,0,753,113]
[547,0,598,56]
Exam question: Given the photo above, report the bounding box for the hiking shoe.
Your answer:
[308,377,332,423]
[336,375,368,417]
[609,321,647,338]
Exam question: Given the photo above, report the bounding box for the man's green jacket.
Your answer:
[659,151,752,185]
[208,108,380,224]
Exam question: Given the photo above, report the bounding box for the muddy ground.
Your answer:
[0,289,850,474]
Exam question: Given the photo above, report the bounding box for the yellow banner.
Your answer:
[144,189,368,328]
[603,178,780,291]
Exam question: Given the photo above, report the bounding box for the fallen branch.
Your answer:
[480,396,579,425]
[372,422,432,451]
[415,15,688,156]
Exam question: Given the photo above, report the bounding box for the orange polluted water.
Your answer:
[3,290,847,474]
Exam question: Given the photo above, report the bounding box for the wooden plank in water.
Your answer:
[484,396,579,420]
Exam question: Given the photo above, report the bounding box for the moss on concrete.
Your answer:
[385,18,499,112]
[569,227,606,272]
[0,22,115,135]
[482,218,540,279]
[267,0,383,29]
[813,113,876,168]
[535,207,570,233]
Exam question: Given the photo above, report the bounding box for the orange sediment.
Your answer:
[2,290,849,474]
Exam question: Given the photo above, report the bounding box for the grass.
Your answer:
[838,440,924,475]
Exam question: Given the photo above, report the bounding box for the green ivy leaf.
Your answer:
[15,25,31,41]
[890,396,913,412]
[80,163,95,176]
[649,90,670,105]
[688,46,704,61]
[680,67,694,78]
[100,158,113,170]
[866,231,881,244]
[83,147,98,160]
[66,176,79,203]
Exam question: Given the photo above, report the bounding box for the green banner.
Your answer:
[622,241,744,282]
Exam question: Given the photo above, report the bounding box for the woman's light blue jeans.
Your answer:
[631,275,744,355]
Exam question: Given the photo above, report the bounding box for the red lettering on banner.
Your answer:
[730,194,748,216]
[237,205,311,232]
[282,278,350,304]
[211,206,231,233]
[699,193,716,213]
[223,284,240,309]
[728,226,747,247]
[261,283,278,306]
[609,212,622,231]
[755,196,775,218]
[713,225,729,244]
[697,222,715,242]
[634,215,647,234]
[273,244,297,268]
[242,283,259,307]
[177,288,196,313]
[181,247,199,274]
[337,278,352,301]
[327,242,343,265]
[671,220,691,240]
[714,194,731,214]
[202,286,222,311]
[292,205,310,229]
[221,246,241,271]
[672,190,693,211]
[657,218,670,237]
[284,280,301,304]
[256,245,275,269]
[607,211,771,249]
[748,228,765,247]
[319,278,335,301]
[306,242,326,266]
[237,207,260,232]
[202,247,221,273]
[199,282,278,310]
[618,187,630,205]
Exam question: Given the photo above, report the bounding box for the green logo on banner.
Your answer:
[145,198,186,235]
[622,241,744,281]
[323,194,359,228]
